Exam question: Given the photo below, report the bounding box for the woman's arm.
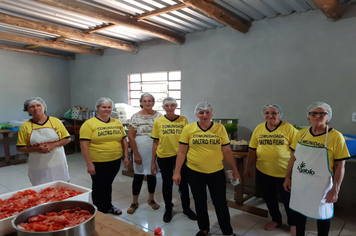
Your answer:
[283,154,296,192]
[80,140,95,175]
[325,160,345,203]
[128,125,142,165]
[151,139,159,175]
[121,137,129,169]
[173,144,189,185]
[221,145,241,182]
[16,138,71,154]
[243,149,257,178]
[43,137,71,152]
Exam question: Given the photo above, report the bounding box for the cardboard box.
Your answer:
[0,181,92,236]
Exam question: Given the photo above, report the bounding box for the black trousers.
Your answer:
[132,174,157,195]
[157,155,191,211]
[186,167,233,235]
[294,211,330,236]
[91,158,121,212]
[257,169,296,226]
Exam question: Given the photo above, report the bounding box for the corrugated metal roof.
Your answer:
[0,0,320,55]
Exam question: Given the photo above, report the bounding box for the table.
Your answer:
[6,211,154,236]
[0,130,26,167]
[226,151,268,218]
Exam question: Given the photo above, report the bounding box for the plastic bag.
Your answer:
[64,109,72,118]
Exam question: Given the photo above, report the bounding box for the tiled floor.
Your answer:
[1,153,355,236]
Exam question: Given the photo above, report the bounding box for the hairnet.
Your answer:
[162,97,177,106]
[307,102,332,122]
[95,97,114,110]
[23,97,47,113]
[194,102,213,115]
[140,93,155,103]
[262,103,283,118]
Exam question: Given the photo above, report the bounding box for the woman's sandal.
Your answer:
[148,200,160,210]
[127,203,139,214]
[106,206,122,215]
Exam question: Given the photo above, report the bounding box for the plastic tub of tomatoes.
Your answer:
[0,181,92,236]
[11,200,97,236]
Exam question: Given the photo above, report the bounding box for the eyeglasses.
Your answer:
[163,104,176,108]
[264,112,279,116]
[309,112,328,117]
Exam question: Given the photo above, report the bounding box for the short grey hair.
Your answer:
[23,97,47,114]
[162,97,177,106]
[95,97,114,110]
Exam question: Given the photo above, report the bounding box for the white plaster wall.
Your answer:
[69,7,356,135]
[0,50,70,155]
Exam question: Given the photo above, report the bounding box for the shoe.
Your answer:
[105,206,122,215]
[163,210,172,222]
[196,230,209,236]
[264,221,282,231]
[183,208,197,220]
[148,199,160,210]
[127,203,139,214]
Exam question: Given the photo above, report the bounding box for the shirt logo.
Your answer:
[296,161,315,175]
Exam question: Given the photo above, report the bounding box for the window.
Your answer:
[128,71,181,114]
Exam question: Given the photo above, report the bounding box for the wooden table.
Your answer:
[6,212,154,236]
[226,151,268,218]
[0,130,26,167]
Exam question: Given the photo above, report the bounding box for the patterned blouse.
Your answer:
[129,110,162,136]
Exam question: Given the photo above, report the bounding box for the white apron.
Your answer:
[28,120,70,186]
[290,127,333,219]
[133,135,158,175]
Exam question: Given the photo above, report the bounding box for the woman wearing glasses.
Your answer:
[283,102,349,236]
[151,97,196,223]
[244,103,297,235]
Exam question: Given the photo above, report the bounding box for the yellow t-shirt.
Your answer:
[79,117,126,162]
[292,127,350,174]
[179,122,230,174]
[249,121,297,178]
[151,115,188,158]
[17,116,70,147]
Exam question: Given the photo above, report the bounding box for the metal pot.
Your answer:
[230,144,249,152]
[82,110,96,120]
[12,201,97,236]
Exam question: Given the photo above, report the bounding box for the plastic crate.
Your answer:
[343,134,356,157]
[6,126,19,131]
[0,181,92,236]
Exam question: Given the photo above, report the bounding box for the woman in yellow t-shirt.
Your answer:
[173,102,240,236]
[80,97,129,215]
[151,97,196,223]
[244,103,297,234]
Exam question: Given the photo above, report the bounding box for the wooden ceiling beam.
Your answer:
[0,13,138,53]
[0,44,75,60]
[178,0,249,33]
[312,0,343,19]
[0,32,103,55]
[33,0,185,44]
[133,3,187,20]
[84,23,117,34]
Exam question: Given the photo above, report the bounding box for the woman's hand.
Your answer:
[233,169,242,183]
[87,162,95,175]
[37,144,51,154]
[151,162,158,176]
[325,188,339,203]
[173,171,181,185]
[134,153,142,165]
[124,157,129,169]
[243,167,252,178]
[283,178,291,192]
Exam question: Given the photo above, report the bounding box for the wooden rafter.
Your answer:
[178,0,249,33]
[33,0,185,44]
[0,32,103,55]
[0,44,75,60]
[312,0,343,19]
[84,23,117,34]
[0,13,138,53]
[133,3,187,20]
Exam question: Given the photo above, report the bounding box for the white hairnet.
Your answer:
[194,102,213,115]
[307,102,332,122]
[95,97,114,110]
[23,97,47,113]
[162,97,177,106]
[262,103,283,118]
[139,93,155,108]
